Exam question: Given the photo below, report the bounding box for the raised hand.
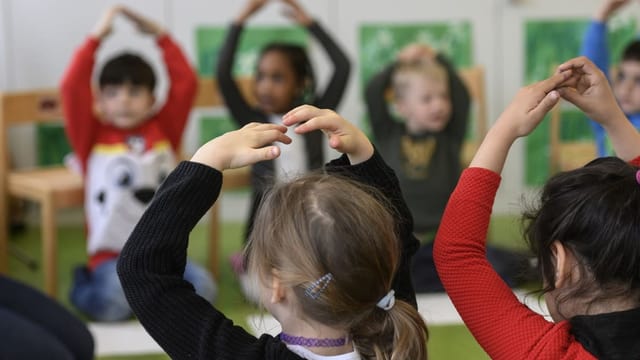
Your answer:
[120,6,165,37]
[494,71,570,139]
[556,56,624,126]
[283,105,374,164]
[469,71,570,173]
[280,0,313,26]
[236,0,270,24]
[595,0,631,22]
[191,123,291,171]
[397,43,436,64]
[558,56,640,160]
[91,5,123,40]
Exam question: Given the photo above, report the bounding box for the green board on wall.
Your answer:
[195,25,308,139]
[37,124,71,166]
[524,17,636,186]
[358,21,474,139]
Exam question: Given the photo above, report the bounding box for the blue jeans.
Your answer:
[71,258,217,322]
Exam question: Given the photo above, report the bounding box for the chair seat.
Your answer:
[8,167,84,208]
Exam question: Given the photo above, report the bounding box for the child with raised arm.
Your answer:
[217,0,351,293]
[582,0,640,156]
[366,43,526,292]
[434,56,640,359]
[117,105,427,359]
[60,5,215,322]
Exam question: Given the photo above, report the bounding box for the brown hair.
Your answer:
[245,173,428,360]
[392,59,448,101]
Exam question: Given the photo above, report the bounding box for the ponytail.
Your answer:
[351,300,428,360]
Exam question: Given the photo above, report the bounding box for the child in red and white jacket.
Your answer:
[60,5,216,322]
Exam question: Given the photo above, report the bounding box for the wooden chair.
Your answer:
[0,89,84,296]
[549,100,597,173]
[458,65,488,168]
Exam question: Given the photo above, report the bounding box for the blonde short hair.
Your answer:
[391,59,448,100]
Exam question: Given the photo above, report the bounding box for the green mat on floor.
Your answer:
[8,215,527,359]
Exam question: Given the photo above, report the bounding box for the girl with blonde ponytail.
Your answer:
[119,105,428,359]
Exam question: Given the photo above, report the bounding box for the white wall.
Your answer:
[2,0,633,214]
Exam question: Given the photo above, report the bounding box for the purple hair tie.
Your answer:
[636,169,640,185]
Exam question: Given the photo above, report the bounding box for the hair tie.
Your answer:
[376,290,396,311]
[305,273,333,300]
[635,169,640,185]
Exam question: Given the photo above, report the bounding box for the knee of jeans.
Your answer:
[70,265,132,322]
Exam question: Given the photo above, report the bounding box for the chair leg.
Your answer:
[209,201,220,280]
[0,191,8,274]
[42,196,57,297]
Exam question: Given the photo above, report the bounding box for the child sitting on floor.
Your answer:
[434,56,640,358]
[60,5,216,321]
[118,105,427,359]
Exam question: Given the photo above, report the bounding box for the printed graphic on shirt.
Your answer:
[401,135,436,179]
[85,139,175,254]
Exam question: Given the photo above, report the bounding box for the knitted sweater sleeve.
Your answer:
[439,54,470,144]
[216,23,262,127]
[326,150,419,308]
[153,35,198,151]
[308,21,351,110]
[433,168,593,359]
[365,64,402,144]
[117,162,302,360]
[60,36,101,173]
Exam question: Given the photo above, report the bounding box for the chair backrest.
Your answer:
[458,65,488,167]
[194,77,255,108]
[0,89,64,172]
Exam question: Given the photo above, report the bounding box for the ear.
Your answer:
[270,269,286,304]
[550,240,578,289]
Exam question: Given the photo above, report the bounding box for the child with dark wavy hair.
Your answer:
[216,0,351,299]
[434,56,640,359]
[118,105,427,359]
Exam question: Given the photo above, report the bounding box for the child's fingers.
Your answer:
[535,70,572,94]
[282,104,322,126]
[529,90,560,120]
[292,113,340,134]
[249,126,291,146]
[557,56,598,76]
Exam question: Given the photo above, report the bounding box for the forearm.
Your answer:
[117,161,222,356]
[468,122,516,174]
[438,54,470,140]
[60,37,101,165]
[308,21,351,109]
[581,21,610,76]
[602,111,640,161]
[216,23,256,125]
[156,35,198,147]
[365,65,396,141]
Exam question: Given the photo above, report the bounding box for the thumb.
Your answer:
[229,146,280,169]
[529,90,559,120]
[265,145,281,160]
